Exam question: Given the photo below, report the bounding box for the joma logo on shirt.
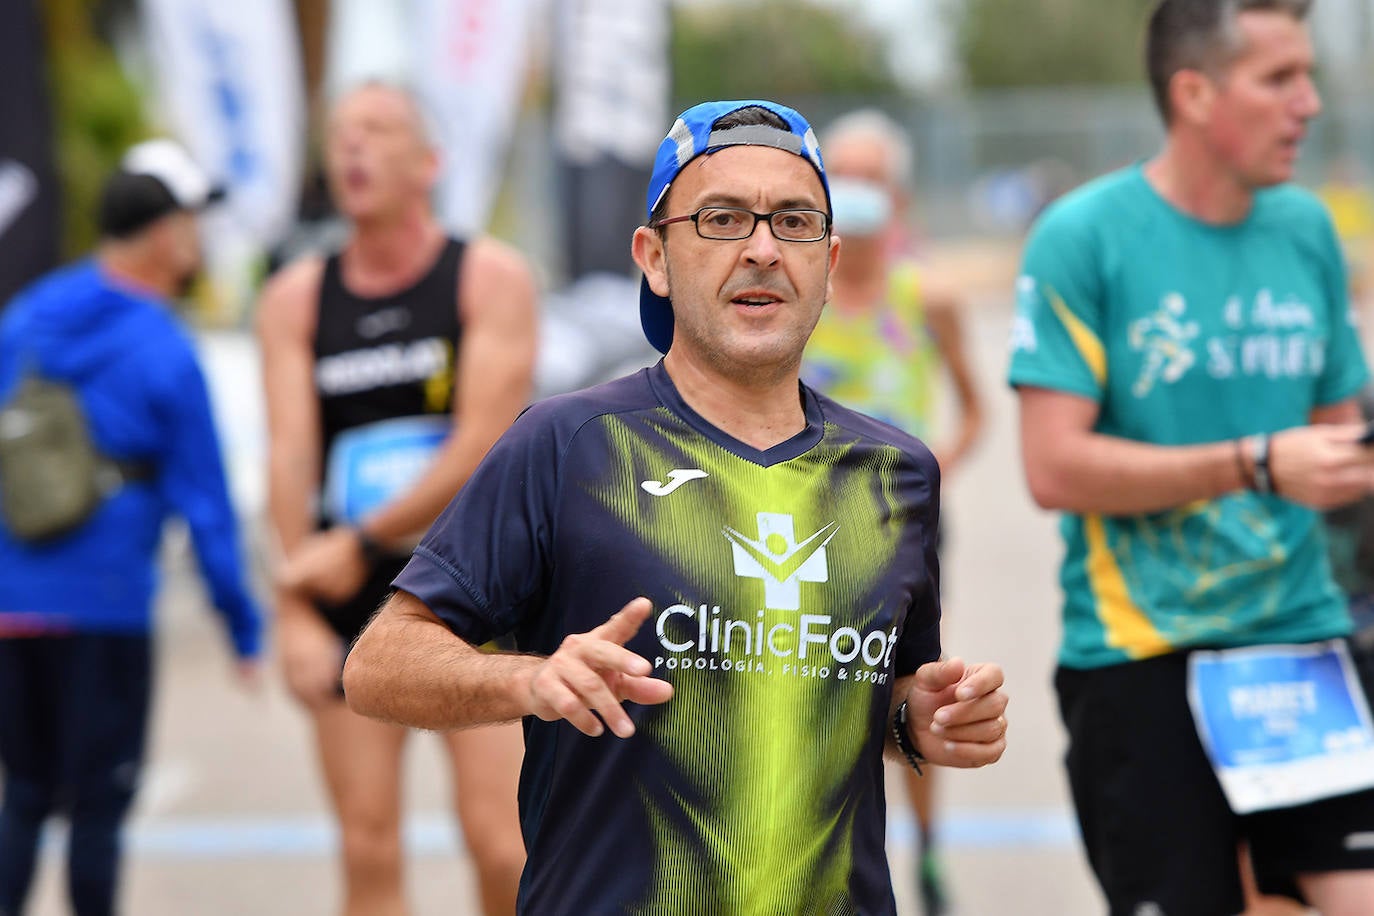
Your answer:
[723,512,837,611]
[641,468,708,496]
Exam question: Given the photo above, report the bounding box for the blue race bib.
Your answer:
[323,416,449,525]
[1188,641,1374,813]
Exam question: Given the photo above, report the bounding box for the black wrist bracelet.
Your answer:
[891,699,925,775]
[1252,433,1275,495]
[354,527,386,567]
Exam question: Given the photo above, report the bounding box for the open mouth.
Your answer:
[731,291,783,307]
[344,165,370,190]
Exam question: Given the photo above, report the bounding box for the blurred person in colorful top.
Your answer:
[800,108,985,916]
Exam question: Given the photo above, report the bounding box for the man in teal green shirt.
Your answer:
[1009,1,1374,913]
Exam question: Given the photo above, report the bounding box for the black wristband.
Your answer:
[1252,433,1275,495]
[891,699,925,775]
[353,527,386,567]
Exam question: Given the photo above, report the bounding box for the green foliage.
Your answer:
[672,0,899,103]
[958,0,1157,88]
[44,0,148,257]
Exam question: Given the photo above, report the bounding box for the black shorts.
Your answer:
[314,553,411,646]
[1056,646,1374,916]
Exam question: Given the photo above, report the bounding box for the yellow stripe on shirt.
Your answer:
[1047,286,1107,388]
[1084,514,1172,659]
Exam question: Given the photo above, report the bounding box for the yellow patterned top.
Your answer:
[802,261,938,439]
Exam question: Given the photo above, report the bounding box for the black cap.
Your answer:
[97,139,225,238]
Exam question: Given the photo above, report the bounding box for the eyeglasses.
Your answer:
[650,206,831,242]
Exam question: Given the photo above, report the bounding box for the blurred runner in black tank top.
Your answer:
[308,238,465,644]
[255,81,535,916]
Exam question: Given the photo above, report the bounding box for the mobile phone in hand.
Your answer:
[1359,420,1374,445]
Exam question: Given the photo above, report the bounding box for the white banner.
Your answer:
[323,0,412,96]
[141,0,305,315]
[553,0,670,167]
[411,0,534,236]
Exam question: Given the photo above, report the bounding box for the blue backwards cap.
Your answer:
[639,100,830,354]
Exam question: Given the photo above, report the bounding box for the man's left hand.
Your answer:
[904,657,1008,768]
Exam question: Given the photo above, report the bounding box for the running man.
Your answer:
[1009,2,1374,913]
[803,108,985,916]
[343,99,1009,914]
[255,82,534,915]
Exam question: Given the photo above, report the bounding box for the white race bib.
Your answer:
[323,416,449,526]
[1187,641,1374,814]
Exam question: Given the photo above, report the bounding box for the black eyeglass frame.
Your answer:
[649,206,832,242]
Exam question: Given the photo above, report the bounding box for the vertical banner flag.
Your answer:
[324,0,412,95]
[141,0,305,320]
[553,0,670,279]
[411,0,534,237]
[0,0,61,307]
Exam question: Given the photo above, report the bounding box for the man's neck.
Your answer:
[97,246,173,299]
[662,351,807,452]
[343,210,446,296]
[1144,140,1256,225]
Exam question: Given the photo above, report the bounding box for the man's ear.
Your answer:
[1171,68,1216,127]
[632,226,670,297]
[825,232,841,304]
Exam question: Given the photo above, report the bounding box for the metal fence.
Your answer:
[501,83,1374,283]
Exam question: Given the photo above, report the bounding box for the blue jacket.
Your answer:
[0,260,262,658]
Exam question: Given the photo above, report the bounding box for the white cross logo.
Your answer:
[722,512,837,610]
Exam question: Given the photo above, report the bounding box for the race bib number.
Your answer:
[1187,641,1374,814]
[323,416,448,525]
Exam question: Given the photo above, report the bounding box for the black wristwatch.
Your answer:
[891,699,926,775]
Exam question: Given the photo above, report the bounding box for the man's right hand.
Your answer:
[527,597,674,738]
[1270,423,1374,509]
[277,598,345,708]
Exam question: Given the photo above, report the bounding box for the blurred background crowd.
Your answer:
[9,0,1374,518]
[11,1,1374,319]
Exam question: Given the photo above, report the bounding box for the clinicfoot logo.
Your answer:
[723,512,836,610]
[651,512,896,684]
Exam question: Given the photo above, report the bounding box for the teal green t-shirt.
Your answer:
[1008,164,1369,670]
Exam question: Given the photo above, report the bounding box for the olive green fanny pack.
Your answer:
[0,371,152,542]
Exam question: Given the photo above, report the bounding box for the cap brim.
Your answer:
[639,276,673,355]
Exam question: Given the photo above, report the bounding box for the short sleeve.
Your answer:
[1007,204,1109,401]
[893,450,942,676]
[392,407,562,645]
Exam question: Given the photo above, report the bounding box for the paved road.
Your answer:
[26,299,1108,915]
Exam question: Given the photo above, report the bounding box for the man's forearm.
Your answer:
[1026,430,1245,516]
[343,592,541,730]
[267,446,317,555]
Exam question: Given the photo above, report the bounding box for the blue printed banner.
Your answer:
[323,416,448,525]
[1188,641,1374,813]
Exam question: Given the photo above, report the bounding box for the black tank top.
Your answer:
[313,238,465,460]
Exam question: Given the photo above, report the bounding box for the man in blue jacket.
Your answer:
[0,139,263,916]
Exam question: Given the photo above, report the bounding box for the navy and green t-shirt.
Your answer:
[394,361,941,915]
[1008,164,1369,670]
